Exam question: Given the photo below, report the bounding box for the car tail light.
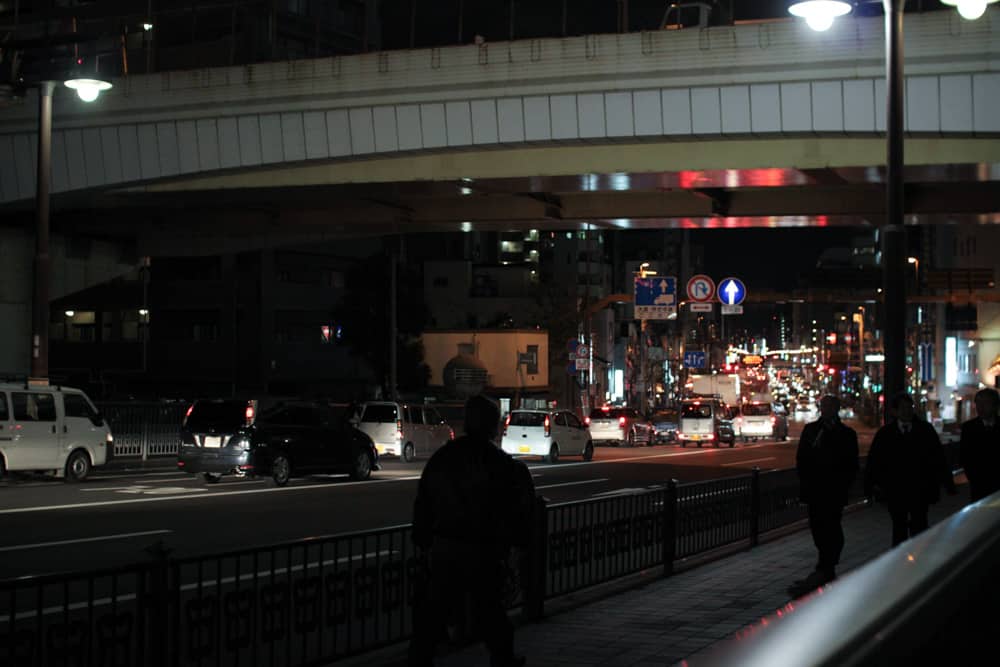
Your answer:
[736,417,743,426]
[245,404,255,425]
[770,416,777,425]
[449,429,455,440]
[183,404,194,425]
[618,416,626,428]
[396,419,403,441]
[584,417,590,426]
[503,415,510,436]
[706,433,715,440]
[544,415,551,437]
[177,461,185,467]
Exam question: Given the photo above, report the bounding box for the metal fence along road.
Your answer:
[98,402,189,460]
[1,466,846,667]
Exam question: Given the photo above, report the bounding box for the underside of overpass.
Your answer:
[1,135,998,256]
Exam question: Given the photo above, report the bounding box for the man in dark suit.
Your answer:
[959,388,1000,503]
[789,394,859,597]
[865,392,957,547]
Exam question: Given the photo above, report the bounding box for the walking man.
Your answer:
[959,388,1000,503]
[865,392,957,547]
[789,394,859,597]
[408,395,532,667]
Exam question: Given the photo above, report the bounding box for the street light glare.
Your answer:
[941,0,997,20]
[64,78,112,103]
[788,1,852,32]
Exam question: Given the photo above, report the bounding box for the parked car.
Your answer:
[586,406,653,446]
[677,398,735,448]
[178,399,379,485]
[0,382,111,482]
[650,409,680,443]
[500,409,593,463]
[357,401,454,462]
[737,402,789,442]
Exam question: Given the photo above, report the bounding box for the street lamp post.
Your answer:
[787,0,996,423]
[27,74,112,381]
[30,81,55,381]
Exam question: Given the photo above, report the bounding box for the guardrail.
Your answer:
[0,467,828,666]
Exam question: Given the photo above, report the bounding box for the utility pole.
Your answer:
[30,81,55,382]
[389,243,398,402]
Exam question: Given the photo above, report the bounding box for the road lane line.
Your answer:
[0,529,172,553]
[0,444,792,514]
[720,457,777,467]
[536,478,608,490]
[0,475,425,514]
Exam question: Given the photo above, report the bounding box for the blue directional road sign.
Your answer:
[634,276,677,320]
[684,351,706,369]
[717,277,747,306]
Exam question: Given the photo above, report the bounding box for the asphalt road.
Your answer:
[0,416,876,580]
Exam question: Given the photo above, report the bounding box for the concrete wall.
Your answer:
[422,330,548,390]
[0,226,136,375]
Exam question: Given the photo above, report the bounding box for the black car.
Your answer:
[177,399,379,485]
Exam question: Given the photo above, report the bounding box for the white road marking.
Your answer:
[536,478,608,490]
[0,529,172,553]
[720,457,777,467]
[0,475,424,515]
[0,442,791,515]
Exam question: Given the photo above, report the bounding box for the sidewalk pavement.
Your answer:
[340,485,971,667]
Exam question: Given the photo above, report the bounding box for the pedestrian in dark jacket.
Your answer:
[789,394,859,597]
[959,388,1000,503]
[408,395,531,667]
[865,392,956,547]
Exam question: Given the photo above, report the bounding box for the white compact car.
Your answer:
[357,401,453,462]
[0,382,111,481]
[500,410,593,463]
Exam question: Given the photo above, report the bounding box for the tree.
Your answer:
[334,251,431,394]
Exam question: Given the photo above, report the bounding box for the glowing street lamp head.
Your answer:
[941,0,997,21]
[63,78,112,102]
[788,1,852,32]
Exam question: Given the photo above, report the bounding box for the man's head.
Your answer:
[464,394,501,441]
[974,388,999,421]
[891,392,915,424]
[819,394,840,421]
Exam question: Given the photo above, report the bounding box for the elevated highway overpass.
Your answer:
[0,9,997,254]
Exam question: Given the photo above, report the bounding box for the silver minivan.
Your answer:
[357,401,454,462]
[0,382,112,481]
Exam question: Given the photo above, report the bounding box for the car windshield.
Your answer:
[508,412,547,427]
[681,403,713,419]
[186,401,247,430]
[361,404,398,423]
[742,404,772,416]
[652,410,678,422]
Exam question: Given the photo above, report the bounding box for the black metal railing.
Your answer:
[0,464,914,665]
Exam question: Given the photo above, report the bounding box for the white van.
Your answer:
[0,382,112,481]
[357,401,454,462]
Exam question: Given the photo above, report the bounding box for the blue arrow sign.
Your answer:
[683,351,706,369]
[717,277,746,306]
[634,276,677,320]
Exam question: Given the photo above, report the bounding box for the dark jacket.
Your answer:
[959,417,1000,502]
[796,417,860,506]
[865,419,955,505]
[412,435,535,555]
